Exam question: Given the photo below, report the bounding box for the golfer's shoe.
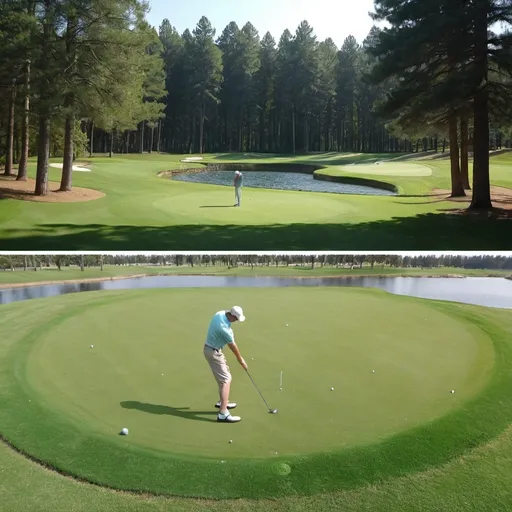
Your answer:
[217,412,241,423]
[215,401,237,409]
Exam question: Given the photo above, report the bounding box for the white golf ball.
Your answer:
[279,387,282,391]
[90,345,94,348]
[372,370,375,373]
[229,440,233,444]
[286,324,289,327]
[450,390,455,394]
[330,387,334,391]
[121,428,129,435]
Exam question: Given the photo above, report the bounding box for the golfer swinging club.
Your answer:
[204,306,247,422]
[234,170,243,206]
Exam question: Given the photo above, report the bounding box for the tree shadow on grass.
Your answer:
[120,401,217,423]
[1,210,511,250]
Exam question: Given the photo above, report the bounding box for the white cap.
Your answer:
[230,306,245,322]
[235,170,241,175]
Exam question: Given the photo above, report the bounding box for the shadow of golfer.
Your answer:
[120,401,218,423]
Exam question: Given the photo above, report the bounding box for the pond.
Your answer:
[1,276,511,309]
[171,170,396,196]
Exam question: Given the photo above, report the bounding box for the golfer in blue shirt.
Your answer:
[204,306,247,422]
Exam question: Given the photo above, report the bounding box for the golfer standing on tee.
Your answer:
[234,170,243,207]
[204,306,247,423]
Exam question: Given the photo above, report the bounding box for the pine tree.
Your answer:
[185,17,223,154]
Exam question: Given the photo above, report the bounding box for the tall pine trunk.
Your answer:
[238,108,243,152]
[18,60,30,181]
[460,113,470,189]
[292,106,296,154]
[4,81,16,176]
[89,121,94,156]
[149,126,154,154]
[35,115,50,196]
[60,113,74,191]
[470,0,492,209]
[448,112,465,197]
[140,121,144,153]
[109,129,114,157]
[199,103,205,155]
[60,12,77,191]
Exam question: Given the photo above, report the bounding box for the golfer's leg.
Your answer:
[219,380,231,414]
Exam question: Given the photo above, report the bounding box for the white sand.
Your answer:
[181,157,204,162]
[49,163,91,172]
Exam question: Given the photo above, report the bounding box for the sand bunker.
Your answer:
[181,157,204,163]
[49,163,90,172]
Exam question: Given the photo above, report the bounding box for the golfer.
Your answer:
[204,306,247,423]
[234,170,243,206]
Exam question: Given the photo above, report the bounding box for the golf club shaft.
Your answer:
[245,369,273,412]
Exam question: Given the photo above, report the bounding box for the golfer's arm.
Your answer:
[227,342,244,364]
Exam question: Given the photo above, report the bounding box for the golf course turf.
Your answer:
[1,287,512,502]
[0,152,511,250]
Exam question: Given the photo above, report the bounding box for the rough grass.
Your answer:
[1,288,511,503]
[0,152,510,250]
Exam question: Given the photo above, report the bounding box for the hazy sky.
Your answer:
[145,0,377,47]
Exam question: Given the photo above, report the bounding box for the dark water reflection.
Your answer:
[172,170,396,196]
[1,276,511,309]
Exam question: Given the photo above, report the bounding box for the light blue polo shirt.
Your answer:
[206,311,234,349]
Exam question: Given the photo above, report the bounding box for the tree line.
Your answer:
[1,254,511,271]
[1,1,511,210]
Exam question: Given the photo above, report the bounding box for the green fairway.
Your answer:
[0,152,511,250]
[1,286,512,502]
[332,162,433,176]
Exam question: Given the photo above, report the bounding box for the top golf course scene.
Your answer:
[2,0,512,250]
[1,255,512,511]
[1,152,511,251]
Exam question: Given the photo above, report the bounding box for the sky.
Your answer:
[145,0,377,47]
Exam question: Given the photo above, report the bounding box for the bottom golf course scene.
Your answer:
[1,273,512,511]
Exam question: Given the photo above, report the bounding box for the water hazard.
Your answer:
[1,276,511,309]
[171,170,396,196]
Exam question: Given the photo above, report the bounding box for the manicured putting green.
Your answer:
[1,287,512,499]
[26,288,492,458]
[339,162,433,176]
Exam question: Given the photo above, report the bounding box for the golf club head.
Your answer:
[269,409,278,414]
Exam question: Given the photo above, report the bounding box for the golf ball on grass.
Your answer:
[90,345,94,348]
[450,390,455,394]
[330,387,334,391]
[229,440,233,444]
[120,428,129,436]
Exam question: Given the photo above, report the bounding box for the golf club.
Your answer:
[245,369,278,414]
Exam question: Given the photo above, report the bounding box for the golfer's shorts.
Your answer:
[204,345,232,384]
